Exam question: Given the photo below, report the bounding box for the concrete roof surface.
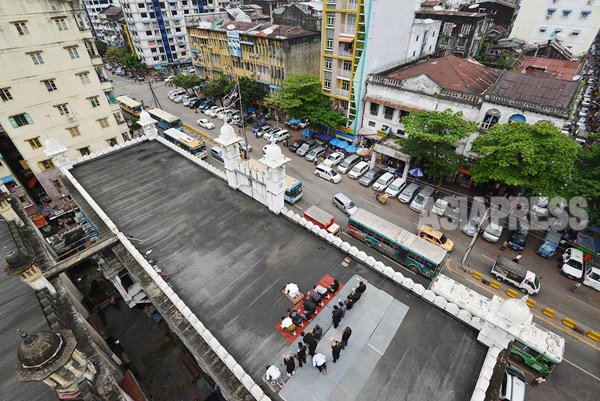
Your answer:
[387,56,499,95]
[69,140,487,400]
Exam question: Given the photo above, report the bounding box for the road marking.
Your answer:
[359,197,383,209]
[367,343,384,356]
[567,294,600,314]
[563,358,600,382]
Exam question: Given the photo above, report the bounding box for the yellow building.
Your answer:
[186,20,320,92]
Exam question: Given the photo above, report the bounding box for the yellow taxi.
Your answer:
[417,225,454,252]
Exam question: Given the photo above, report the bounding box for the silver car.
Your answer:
[462,213,484,237]
[306,146,326,162]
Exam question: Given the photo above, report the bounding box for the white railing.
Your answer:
[338,48,354,58]
[339,69,352,78]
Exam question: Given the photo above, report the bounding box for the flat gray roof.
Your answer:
[70,140,486,400]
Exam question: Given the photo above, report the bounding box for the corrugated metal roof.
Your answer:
[490,71,578,108]
[519,57,582,80]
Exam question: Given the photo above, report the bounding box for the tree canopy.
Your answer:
[268,74,346,129]
[104,47,128,64]
[172,74,203,93]
[95,39,108,57]
[397,109,476,183]
[237,77,267,109]
[122,53,146,72]
[470,121,579,196]
[568,137,600,221]
[203,75,232,104]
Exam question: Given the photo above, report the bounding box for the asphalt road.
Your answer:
[111,73,600,400]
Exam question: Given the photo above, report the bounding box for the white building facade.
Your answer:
[0,0,129,217]
[510,0,600,55]
[120,0,223,68]
[81,0,120,39]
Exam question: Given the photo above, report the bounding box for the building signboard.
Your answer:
[227,30,242,57]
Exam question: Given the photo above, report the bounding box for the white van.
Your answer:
[315,164,341,183]
[500,363,526,401]
[348,161,369,179]
[482,222,503,243]
[337,154,361,174]
[491,257,540,295]
[385,177,406,198]
[372,172,395,192]
[560,248,586,280]
[332,193,358,216]
[210,146,224,163]
[409,186,435,212]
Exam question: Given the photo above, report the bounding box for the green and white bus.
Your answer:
[510,327,565,375]
[347,209,447,278]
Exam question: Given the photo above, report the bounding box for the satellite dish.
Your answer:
[433,5,443,11]
[469,4,479,9]
[424,18,434,24]
[572,75,581,81]
[227,24,236,30]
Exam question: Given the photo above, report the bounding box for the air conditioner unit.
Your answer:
[67,115,76,122]
[458,33,464,38]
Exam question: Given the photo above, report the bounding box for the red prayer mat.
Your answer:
[275,274,343,344]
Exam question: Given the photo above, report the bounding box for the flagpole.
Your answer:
[236,79,250,161]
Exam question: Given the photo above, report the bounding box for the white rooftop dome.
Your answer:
[499,296,531,325]
[219,121,235,141]
[264,143,283,162]
[138,110,156,126]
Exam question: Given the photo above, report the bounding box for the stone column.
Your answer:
[402,162,410,181]
[214,122,243,190]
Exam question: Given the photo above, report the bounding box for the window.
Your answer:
[121,133,130,142]
[107,138,118,146]
[327,13,335,27]
[67,126,81,137]
[547,9,556,17]
[19,196,30,205]
[324,79,331,89]
[341,80,350,91]
[370,102,379,116]
[384,106,394,120]
[442,22,453,36]
[88,96,100,108]
[572,30,580,36]
[98,118,109,128]
[9,113,33,127]
[416,35,419,42]
[29,52,44,65]
[1,88,13,101]
[53,179,63,189]
[324,58,332,70]
[27,137,43,149]
[43,79,57,92]
[562,10,571,17]
[55,18,68,31]
[66,46,80,59]
[78,73,90,84]
[368,121,376,127]
[38,159,55,171]
[325,39,333,50]
[481,109,500,129]
[78,147,91,156]
[113,112,125,125]
[55,104,69,115]
[14,22,29,36]
[581,10,591,19]
[460,24,472,35]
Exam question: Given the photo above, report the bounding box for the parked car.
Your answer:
[199,101,215,111]
[210,146,224,163]
[462,213,484,237]
[252,122,269,133]
[583,255,600,291]
[289,139,306,153]
[206,107,224,118]
[332,193,358,216]
[169,90,186,100]
[417,226,454,252]
[348,161,369,179]
[263,127,281,141]
[183,96,199,107]
[560,248,586,280]
[384,177,406,198]
[337,154,361,174]
[315,164,341,183]
[499,363,526,401]
[190,98,207,109]
[322,152,344,167]
[508,223,529,251]
[482,222,503,243]
[164,75,175,83]
[296,141,317,156]
[306,146,326,162]
[372,172,395,192]
[536,230,561,258]
[359,167,384,186]
[217,109,234,120]
[172,95,186,103]
[197,119,215,129]
[298,118,310,128]
[398,183,419,204]
[255,125,273,138]
[409,186,435,213]
[270,130,290,143]
[238,141,252,153]
[579,107,589,117]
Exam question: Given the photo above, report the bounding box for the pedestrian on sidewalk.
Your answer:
[332,305,343,328]
[571,281,582,293]
[341,326,352,349]
[531,375,546,386]
[330,339,342,363]
[296,342,307,367]
[313,353,328,375]
[283,353,296,377]
[499,241,508,251]
[513,253,522,263]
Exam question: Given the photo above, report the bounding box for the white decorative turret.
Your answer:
[138,110,158,138]
[43,135,71,169]
[214,122,243,189]
[478,295,533,349]
[258,142,290,215]
[0,193,25,227]
[5,247,57,296]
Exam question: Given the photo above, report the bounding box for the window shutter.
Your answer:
[24,113,33,124]
[8,117,18,128]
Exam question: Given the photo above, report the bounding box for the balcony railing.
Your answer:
[343,25,355,35]
[339,69,352,78]
[339,89,350,98]
[338,48,354,58]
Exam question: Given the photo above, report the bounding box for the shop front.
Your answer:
[371,135,411,179]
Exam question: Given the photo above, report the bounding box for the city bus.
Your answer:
[147,108,182,130]
[510,328,565,375]
[284,176,303,204]
[116,95,143,115]
[163,128,207,159]
[347,209,447,278]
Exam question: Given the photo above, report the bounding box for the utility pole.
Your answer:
[149,81,161,110]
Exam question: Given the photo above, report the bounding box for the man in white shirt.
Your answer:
[280,316,297,335]
[265,365,285,388]
[312,352,328,375]
[285,282,300,298]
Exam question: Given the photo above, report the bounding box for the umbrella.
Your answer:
[346,145,358,153]
[302,129,314,138]
[290,118,301,124]
[338,141,349,150]
[409,168,424,177]
[356,148,371,157]
[247,107,256,113]
[329,138,340,146]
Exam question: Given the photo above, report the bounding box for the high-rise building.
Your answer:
[119,0,236,68]
[320,0,434,143]
[81,0,120,40]
[510,0,600,56]
[0,0,129,222]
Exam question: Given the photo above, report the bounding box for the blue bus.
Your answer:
[163,128,207,159]
[147,108,182,130]
[284,176,303,204]
[347,209,447,278]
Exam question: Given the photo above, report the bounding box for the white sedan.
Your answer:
[322,152,344,167]
[197,119,215,129]
[584,267,600,291]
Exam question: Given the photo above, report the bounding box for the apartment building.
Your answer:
[81,0,120,39]
[320,0,428,142]
[187,20,321,88]
[510,0,600,55]
[0,0,128,221]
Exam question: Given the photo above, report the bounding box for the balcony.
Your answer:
[338,69,352,78]
[90,54,103,65]
[338,48,354,58]
[339,89,350,98]
[343,25,355,35]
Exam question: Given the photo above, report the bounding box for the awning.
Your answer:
[582,10,591,13]
[1,175,14,184]
[547,8,556,11]
[316,133,334,142]
[269,84,281,89]
[457,168,471,176]
[335,130,354,142]
[289,118,301,124]
[365,96,420,113]
[212,67,223,72]
[358,128,383,140]
[563,9,572,13]
[338,36,354,43]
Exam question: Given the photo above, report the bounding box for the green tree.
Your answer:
[397,109,476,183]
[95,39,108,57]
[172,74,203,93]
[569,138,600,221]
[268,74,346,128]
[203,75,234,105]
[471,121,579,196]
[104,47,128,64]
[237,77,266,109]
[122,53,146,72]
